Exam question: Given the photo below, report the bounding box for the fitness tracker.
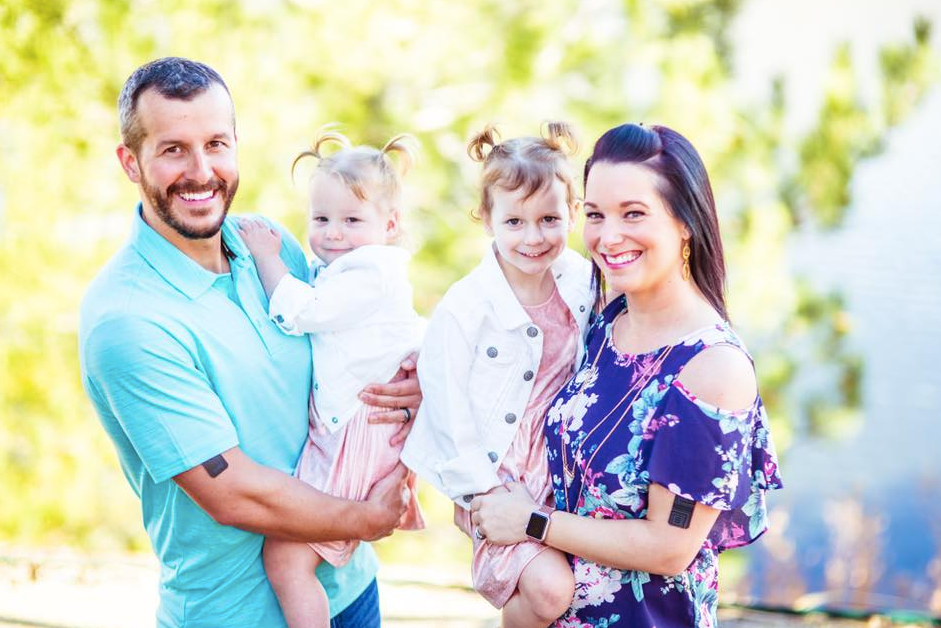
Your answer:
[525,504,555,542]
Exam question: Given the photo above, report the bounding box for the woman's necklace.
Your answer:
[559,310,673,509]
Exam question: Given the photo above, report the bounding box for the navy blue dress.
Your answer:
[544,297,783,627]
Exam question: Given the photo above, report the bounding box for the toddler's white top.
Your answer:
[267,244,424,432]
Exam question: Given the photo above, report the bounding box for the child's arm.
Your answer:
[412,308,502,503]
[238,218,289,298]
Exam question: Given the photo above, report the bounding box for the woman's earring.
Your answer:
[682,241,691,281]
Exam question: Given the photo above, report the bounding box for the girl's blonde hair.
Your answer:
[292,126,417,212]
[467,121,579,221]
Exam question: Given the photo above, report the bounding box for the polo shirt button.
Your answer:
[331,416,338,424]
[488,451,498,463]
[527,326,538,338]
[579,305,586,312]
[505,413,517,424]
[463,494,473,503]
[275,314,284,323]
[314,383,319,390]
[523,371,534,381]
[487,346,498,358]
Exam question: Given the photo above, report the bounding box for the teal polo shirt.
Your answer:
[79,205,377,628]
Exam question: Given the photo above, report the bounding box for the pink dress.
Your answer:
[456,287,578,608]
[295,394,425,567]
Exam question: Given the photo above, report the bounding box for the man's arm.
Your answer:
[174,447,409,542]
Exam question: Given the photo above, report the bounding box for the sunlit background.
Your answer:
[2,0,940,626]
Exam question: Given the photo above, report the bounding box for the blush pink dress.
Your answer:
[456,286,578,608]
[295,396,425,567]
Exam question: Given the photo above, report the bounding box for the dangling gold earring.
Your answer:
[682,241,691,281]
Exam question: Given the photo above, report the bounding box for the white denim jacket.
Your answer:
[401,245,593,508]
[267,244,424,432]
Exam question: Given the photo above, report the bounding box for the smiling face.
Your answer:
[306,172,397,264]
[117,83,239,242]
[484,177,574,284]
[582,161,690,297]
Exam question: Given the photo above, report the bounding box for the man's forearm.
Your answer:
[175,448,392,542]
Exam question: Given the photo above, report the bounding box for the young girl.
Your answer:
[239,128,425,628]
[401,122,594,627]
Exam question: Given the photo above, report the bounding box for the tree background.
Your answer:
[0,0,938,613]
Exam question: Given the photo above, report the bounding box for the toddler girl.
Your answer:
[402,122,593,627]
[239,128,425,628]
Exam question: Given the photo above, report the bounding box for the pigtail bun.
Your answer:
[291,124,353,181]
[381,133,418,177]
[541,120,578,156]
[467,124,501,162]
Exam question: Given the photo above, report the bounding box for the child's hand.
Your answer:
[238,218,282,259]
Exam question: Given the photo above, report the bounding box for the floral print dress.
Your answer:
[544,296,783,628]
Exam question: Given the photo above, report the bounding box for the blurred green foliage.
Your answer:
[0,0,937,554]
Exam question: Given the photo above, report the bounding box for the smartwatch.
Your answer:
[525,504,555,543]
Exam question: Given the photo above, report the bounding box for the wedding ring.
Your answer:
[400,407,412,424]
[474,528,485,540]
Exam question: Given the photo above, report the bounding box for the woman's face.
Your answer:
[582,161,689,297]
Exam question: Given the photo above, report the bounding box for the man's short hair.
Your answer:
[118,57,232,153]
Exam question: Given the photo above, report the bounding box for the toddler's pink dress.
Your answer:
[456,287,578,607]
[295,395,425,567]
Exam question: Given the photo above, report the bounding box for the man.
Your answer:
[79,57,419,628]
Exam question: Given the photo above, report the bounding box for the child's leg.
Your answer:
[501,547,575,628]
[264,538,330,628]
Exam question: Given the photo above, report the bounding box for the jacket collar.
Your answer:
[130,203,251,300]
[476,243,579,331]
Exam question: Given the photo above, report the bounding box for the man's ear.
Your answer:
[116,144,141,183]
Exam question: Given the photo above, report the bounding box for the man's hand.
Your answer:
[360,463,410,541]
[364,353,422,446]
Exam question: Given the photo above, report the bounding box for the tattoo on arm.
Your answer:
[202,454,229,478]
[668,495,695,529]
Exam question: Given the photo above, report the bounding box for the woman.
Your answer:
[470,123,783,628]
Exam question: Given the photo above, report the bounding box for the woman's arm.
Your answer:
[473,344,758,576]
[471,482,719,576]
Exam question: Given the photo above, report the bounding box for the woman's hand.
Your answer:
[364,353,422,446]
[469,482,538,546]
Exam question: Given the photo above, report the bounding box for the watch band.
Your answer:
[526,504,556,543]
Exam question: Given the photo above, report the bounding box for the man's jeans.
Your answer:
[331,578,380,628]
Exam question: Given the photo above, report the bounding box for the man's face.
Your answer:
[121,83,239,240]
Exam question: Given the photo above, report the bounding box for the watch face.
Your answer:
[526,512,549,540]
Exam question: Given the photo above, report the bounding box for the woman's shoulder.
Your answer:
[675,323,757,412]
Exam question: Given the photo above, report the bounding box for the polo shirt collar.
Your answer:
[130,203,250,300]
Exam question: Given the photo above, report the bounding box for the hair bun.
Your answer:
[467,124,501,162]
[292,124,352,180]
[541,120,578,156]
[381,133,419,177]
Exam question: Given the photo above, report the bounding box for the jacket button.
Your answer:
[488,451,498,463]
[331,416,338,424]
[275,314,285,323]
[505,413,517,424]
[463,494,473,503]
[579,305,586,312]
[487,346,498,358]
[527,326,538,337]
[523,370,534,381]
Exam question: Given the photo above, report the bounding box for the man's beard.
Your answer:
[142,173,239,240]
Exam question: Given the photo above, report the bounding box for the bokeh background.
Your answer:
[2,0,941,626]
